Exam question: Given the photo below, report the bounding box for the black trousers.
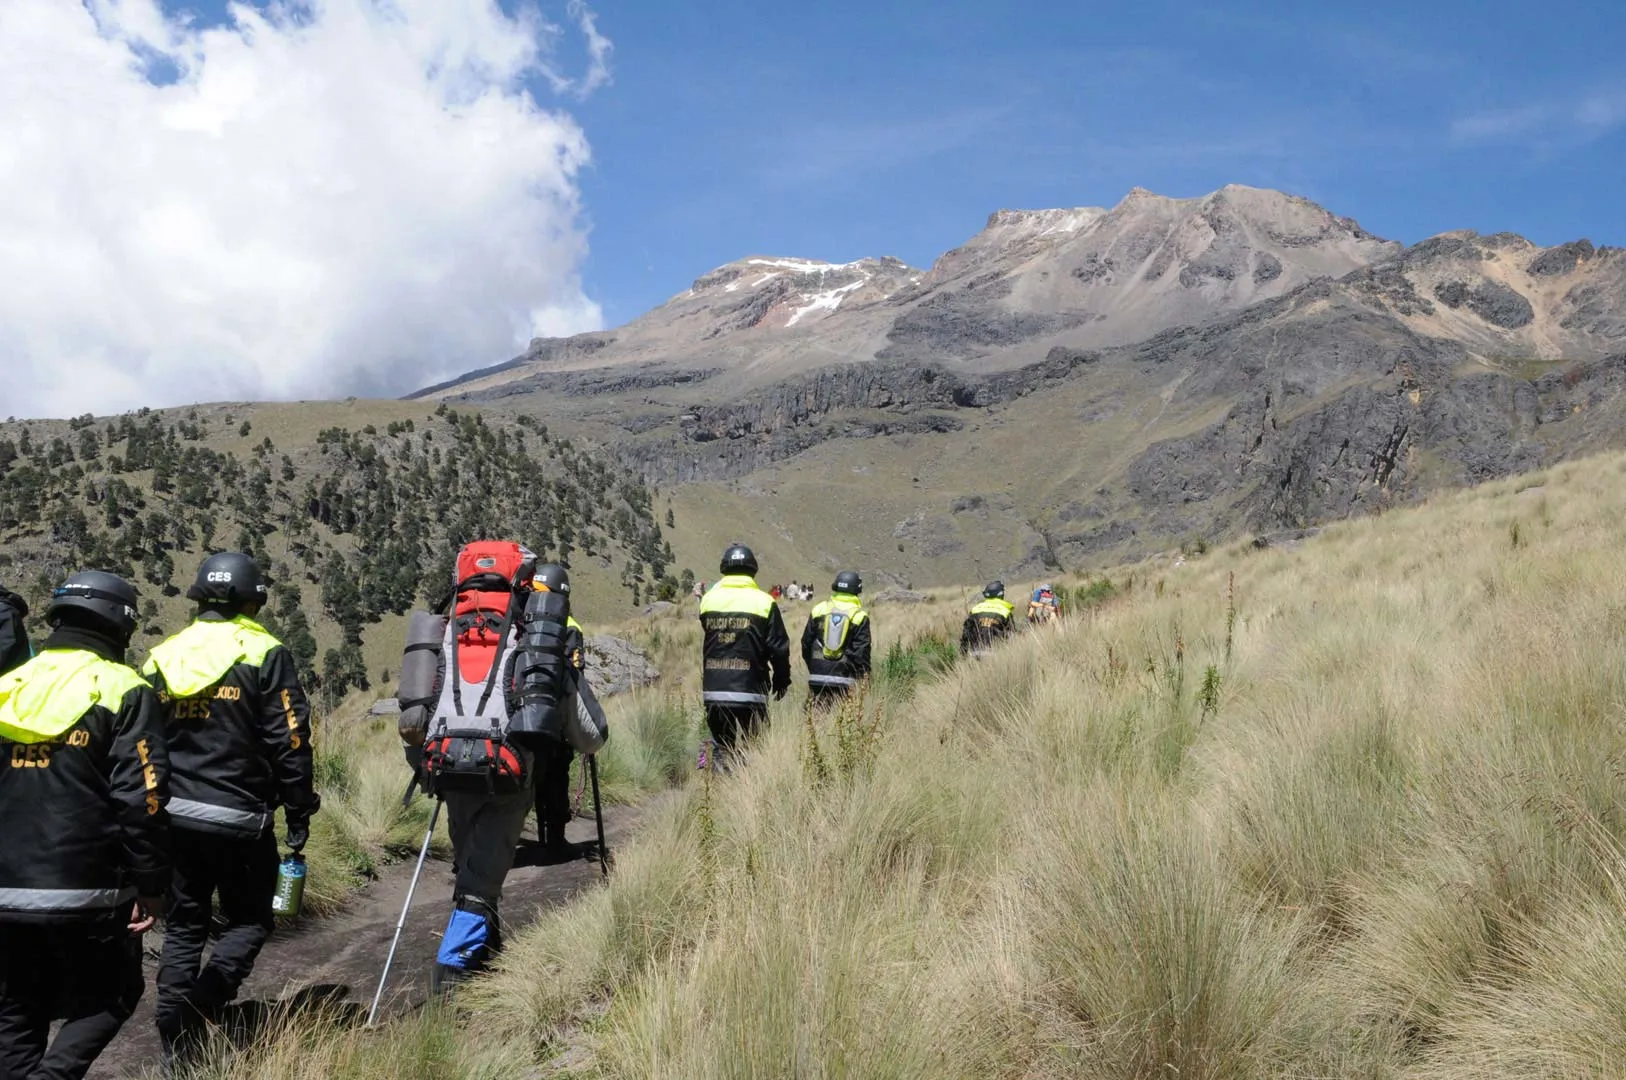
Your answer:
[0,922,143,1080]
[155,827,279,1046]
[705,705,767,761]
[533,741,575,844]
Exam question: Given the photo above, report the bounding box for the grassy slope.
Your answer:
[209,447,1626,1079]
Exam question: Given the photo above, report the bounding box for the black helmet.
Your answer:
[983,580,1005,599]
[48,571,139,640]
[719,543,758,577]
[534,563,570,595]
[832,570,863,595]
[187,552,269,608]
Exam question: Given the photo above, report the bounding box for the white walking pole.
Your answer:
[367,797,442,1026]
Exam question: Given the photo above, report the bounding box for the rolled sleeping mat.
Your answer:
[564,672,608,755]
[397,610,448,745]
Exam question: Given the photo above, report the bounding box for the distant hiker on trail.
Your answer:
[1028,583,1061,626]
[699,544,790,768]
[143,552,319,1070]
[0,571,170,1080]
[0,583,30,676]
[961,581,1016,656]
[771,584,783,601]
[801,571,872,704]
[527,563,586,861]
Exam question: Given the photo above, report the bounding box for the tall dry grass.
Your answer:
[216,463,1626,1078]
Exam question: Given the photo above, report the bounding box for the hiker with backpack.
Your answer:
[0,583,30,676]
[801,571,872,704]
[395,541,588,990]
[1027,583,1061,626]
[525,564,587,861]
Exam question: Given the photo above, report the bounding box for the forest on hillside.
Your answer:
[0,403,688,697]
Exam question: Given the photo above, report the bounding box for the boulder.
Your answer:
[368,698,400,716]
[584,635,660,697]
[871,587,928,605]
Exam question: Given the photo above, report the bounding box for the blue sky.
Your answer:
[162,0,1626,328]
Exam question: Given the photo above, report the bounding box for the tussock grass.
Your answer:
[217,461,1626,1078]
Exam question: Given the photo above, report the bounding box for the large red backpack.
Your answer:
[451,540,534,682]
[422,540,537,795]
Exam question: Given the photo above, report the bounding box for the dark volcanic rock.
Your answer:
[1433,279,1535,329]
[1529,240,1595,276]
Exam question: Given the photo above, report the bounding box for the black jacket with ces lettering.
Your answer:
[699,575,791,708]
[143,613,317,838]
[0,627,171,924]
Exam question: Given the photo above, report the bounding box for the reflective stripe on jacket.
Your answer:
[0,648,170,922]
[144,615,315,838]
[699,575,790,707]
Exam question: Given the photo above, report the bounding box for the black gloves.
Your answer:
[284,793,319,853]
[284,811,311,854]
[403,742,424,774]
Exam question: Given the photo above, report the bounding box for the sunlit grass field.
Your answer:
[207,452,1626,1077]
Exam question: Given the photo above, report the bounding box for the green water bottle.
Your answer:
[271,853,306,917]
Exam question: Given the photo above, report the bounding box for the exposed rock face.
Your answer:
[423,184,1402,401]
[412,186,1626,581]
[583,635,660,697]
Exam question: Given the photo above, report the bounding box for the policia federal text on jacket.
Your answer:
[801,570,872,701]
[141,553,319,1066]
[0,571,171,1080]
[699,544,790,763]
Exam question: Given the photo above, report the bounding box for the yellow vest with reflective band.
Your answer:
[970,597,1015,620]
[0,649,148,744]
[143,616,283,698]
[699,575,775,617]
[811,593,867,657]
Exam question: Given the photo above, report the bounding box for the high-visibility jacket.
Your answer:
[699,575,790,708]
[960,597,1015,653]
[143,614,316,838]
[0,645,170,922]
[800,593,872,691]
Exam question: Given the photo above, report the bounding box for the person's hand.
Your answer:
[130,894,166,934]
[285,810,312,854]
[403,742,424,774]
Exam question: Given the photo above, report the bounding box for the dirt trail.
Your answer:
[89,807,641,1079]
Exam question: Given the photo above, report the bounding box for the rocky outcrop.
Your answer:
[583,635,660,697]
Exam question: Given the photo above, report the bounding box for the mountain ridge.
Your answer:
[413,184,1626,585]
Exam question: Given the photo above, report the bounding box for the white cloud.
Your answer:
[1451,86,1626,147]
[0,0,613,419]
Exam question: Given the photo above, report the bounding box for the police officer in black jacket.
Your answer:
[0,571,170,1080]
[0,583,30,676]
[141,553,318,1065]
[698,544,790,766]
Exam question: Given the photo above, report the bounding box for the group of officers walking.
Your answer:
[0,536,1027,1078]
[0,553,317,1078]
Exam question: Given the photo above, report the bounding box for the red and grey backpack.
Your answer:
[421,540,536,795]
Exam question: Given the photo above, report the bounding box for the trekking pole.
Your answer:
[367,796,441,1027]
[588,754,608,880]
